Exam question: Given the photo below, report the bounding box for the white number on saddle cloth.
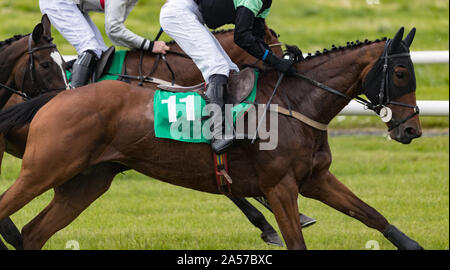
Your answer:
[161,95,177,123]
[179,95,196,121]
[161,95,196,123]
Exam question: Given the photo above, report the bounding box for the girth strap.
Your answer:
[275,105,328,131]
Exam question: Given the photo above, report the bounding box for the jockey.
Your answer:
[40,0,170,88]
[160,0,295,154]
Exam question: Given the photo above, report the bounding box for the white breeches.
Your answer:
[160,0,239,83]
[39,0,108,58]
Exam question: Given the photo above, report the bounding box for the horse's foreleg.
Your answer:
[0,217,23,250]
[262,173,305,250]
[21,163,125,250]
[300,170,422,250]
[254,196,317,228]
[0,172,51,226]
[226,196,283,247]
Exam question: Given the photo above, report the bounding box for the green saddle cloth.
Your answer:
[66,50,127,82]
[153,71,259,143]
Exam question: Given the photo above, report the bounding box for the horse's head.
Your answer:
[17,14,69,97]
[362,27,421,144]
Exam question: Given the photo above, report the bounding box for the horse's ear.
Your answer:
[32,23,44,43]
[403,27,416,48]
[390,27,405,52]
[41,14,52,37]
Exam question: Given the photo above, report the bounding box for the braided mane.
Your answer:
[0,34,28,51]
[303,37,388,60]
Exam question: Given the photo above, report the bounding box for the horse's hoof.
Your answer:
[384,224,424,250]
[261,231,284,247]
[300,213,316,228]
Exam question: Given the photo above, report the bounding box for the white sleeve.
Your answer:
[104,0,149,50]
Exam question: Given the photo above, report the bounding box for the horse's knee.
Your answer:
[298,179,321,198]
[298,171,331,199]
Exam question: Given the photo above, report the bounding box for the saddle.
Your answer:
[157,67,256,104]
[93,46,115,81]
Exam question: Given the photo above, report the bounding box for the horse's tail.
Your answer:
[0,92,58,135]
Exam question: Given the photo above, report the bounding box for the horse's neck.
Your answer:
[286,42,385,124]
[0,38,28,110]
[0,38,27,85]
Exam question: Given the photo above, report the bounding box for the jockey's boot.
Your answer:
[205,74,234,154]
[71,50,98,88]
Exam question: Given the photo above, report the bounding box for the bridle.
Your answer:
[367,40,420,131]
[23,34,67,97]
[1,34,67,101]
[288,39,419,132]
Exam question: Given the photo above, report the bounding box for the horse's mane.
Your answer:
[301,37,388,61]
[0,34,28,51]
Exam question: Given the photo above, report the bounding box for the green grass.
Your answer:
[0,0,448,250]
[0,136,448,250]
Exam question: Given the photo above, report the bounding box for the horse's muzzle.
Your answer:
[390,122,422,144]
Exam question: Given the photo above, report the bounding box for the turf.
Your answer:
[0,0,448,250]
[0,136,448,250]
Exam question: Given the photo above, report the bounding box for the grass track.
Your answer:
[0,0,448,250]
[0,136,447,250]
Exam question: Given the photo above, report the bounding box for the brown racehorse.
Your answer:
[0,26,314,248]
[0,14,69,160]
[0,27,423,250]
[0,14,68,250]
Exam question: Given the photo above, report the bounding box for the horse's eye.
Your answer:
[40,62,50,69]
[395,72,405,79]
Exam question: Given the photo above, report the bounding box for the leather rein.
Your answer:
[272,40,419,132]
[114,41,284,88]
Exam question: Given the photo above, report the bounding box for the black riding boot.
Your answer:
[206,74,234,154]
[71,50,98,88]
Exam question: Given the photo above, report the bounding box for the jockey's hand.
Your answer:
[151,41,170,54]
[265,52,296,76]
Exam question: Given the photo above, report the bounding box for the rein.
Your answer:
[0,82,30,100]
[270,40,419,132]
[115,41,284,88]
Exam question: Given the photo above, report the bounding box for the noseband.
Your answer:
[369,40,420,131]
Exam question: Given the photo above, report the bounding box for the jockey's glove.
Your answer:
[264,52,296,76]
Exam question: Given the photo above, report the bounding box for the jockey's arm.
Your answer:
[104,0,168,53]
[234,6,269,61]
[234,6,295,75]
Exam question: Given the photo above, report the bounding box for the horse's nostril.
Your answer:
[405,127,419,137]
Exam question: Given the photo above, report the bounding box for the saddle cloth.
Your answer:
[153,68,259,143]
[66,47,126,83]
